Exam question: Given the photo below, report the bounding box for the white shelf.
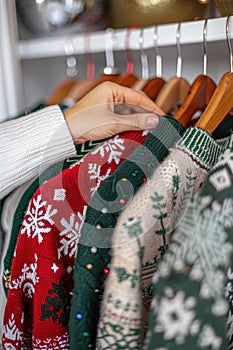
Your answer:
[18,16,233,60]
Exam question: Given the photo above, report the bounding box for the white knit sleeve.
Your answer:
[0,105,76,199]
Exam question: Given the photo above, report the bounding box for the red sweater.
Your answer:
[2,131,149,350]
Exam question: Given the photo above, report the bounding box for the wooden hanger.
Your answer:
[195,72,233,134]
[143,26,165,100]
[195,15,233,134]
[155,23,190,115]
[175,19,216,127]
[175,75,216,126]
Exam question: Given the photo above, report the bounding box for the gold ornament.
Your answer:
[215,0,233,16]
[109,0,208,28]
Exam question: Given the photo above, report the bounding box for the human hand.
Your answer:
[63,82,164,143]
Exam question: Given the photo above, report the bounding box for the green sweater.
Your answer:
[144,136,233,349]
[69,115,186,349]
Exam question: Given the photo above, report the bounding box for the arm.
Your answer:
[0,82,163,199]
[0,105,75,199]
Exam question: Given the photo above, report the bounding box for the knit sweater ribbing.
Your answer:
[0,105,76,199]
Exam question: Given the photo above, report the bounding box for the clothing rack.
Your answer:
[18,16,233,60]
[1,0,233,121]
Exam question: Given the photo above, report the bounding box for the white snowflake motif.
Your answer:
[209,168,231,192]
[32,332,69,349]
[51,263,59,273]
[3,313,23,343]
[154,289,197,343]
[21,194,57,243]
[88,163,111,194]
[58,206,87,259]
[53,188,66,201]
[91,135,125,164]
[9,254,39,298]
[158,196,233,316]
[198,324,222,349]
[213,148,233,174]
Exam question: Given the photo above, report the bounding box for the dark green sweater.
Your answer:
[68,115,186,349]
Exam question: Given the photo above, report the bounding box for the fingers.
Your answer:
[112,113,159,134]
[99,82,165,115]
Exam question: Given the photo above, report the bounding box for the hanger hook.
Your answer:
[203,18,208,76]
[153,26,162,78]
[125,26,136,74]
[226,13,233,73]
[138,27,149,80]
[176,22,182,78]
[63,40,78,77]
[103,28,118,75]
[83,32,95,79]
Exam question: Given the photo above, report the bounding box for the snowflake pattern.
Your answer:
[198,325,222,349]
[209,168,231,192]
[32,332,69,349]
[9,254,39,298]
[91,135,125,164]
[3,313,23,344]
[21,194,57,243]
[88,163,111,194]
[155,196,233,316]
[58,206,87,259]
[154,288,198,343]
[213,148,233,173]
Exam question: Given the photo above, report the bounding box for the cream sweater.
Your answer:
[0,105,76,199]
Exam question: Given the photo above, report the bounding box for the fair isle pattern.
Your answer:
[2,137,109,296]
[2,130,148,350]
[96,137,221,350]
[144,142,233,350]
[32,333,69,349]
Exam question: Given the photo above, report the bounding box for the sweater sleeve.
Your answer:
[0,105,76,199]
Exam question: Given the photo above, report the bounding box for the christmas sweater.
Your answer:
[2,139,108,294]
[96,127,231,349]
[0,139,108,348]
[143,136,233,350]
[2,129,149,350]
[68,115,186,349]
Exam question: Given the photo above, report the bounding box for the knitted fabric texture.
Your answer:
[2,139,107,294]
[96,127,231,349]
[2,130,148,350]
[143,136,233,350]
[68,116,186,349]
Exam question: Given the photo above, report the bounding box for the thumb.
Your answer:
[113,113,160,133]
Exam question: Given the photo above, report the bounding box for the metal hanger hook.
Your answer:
[203,18,208,76]
[138,27,149,80]
[103,28,118,75]
[226,13,233,73]
[125,26,136,75]
[176,22,182,78]
[153,26,162,78]
[83,32,95,79]
[63,40,78,77]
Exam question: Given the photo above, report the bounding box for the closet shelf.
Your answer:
[18,16,233,60]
